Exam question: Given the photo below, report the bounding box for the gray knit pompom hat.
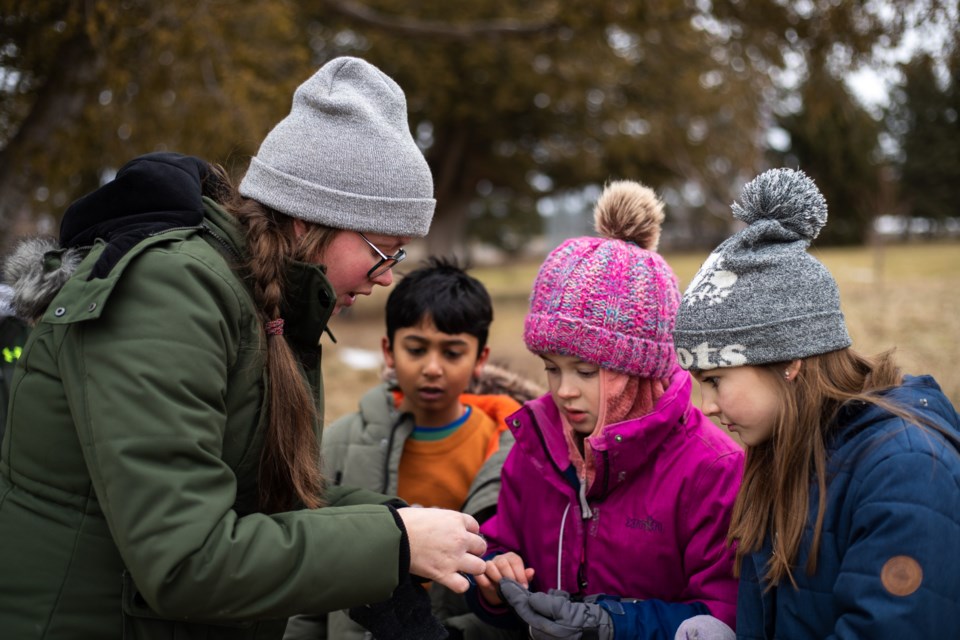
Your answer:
[673,168,851,370]
[239,57,435,237]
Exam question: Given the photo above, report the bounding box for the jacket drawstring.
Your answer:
[557,502,571,590]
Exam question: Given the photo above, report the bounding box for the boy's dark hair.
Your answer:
[385,257,493,354]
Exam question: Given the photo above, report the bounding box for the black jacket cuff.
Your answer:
[386,504,411,584]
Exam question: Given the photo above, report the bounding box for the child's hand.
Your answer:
[476,551,535,605]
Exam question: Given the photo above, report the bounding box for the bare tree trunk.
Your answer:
[426,126,471,258]
[0,32,102,227]
[424,196,471,260]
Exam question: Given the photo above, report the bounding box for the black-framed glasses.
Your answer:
[358,232,406,278]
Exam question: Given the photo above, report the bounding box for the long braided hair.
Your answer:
[206,165,336,513]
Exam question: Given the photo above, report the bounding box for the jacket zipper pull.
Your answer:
[578,475,593,520]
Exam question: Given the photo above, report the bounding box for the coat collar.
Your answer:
[829,374,960,453]
[202,199,336,350]
[508,366,696,496]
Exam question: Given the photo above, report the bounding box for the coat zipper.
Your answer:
[574,449,609,595]
[199,222,243,263]
[381,413,406,494]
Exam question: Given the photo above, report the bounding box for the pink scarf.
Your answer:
[565,370,666,489]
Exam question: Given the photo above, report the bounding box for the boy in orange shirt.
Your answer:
[284,258,539,640]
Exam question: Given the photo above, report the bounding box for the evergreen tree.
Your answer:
[895,50,960,223]
[1,0,950,250]
[777,64,885,244]
[0,0,311,239]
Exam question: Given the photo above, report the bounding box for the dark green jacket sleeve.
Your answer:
[325,484,404,509]
[59,244,402,620]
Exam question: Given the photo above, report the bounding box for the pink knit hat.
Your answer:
[523,181,681,379]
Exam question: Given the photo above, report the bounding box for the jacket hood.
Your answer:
[59,152,209,259]
[466,361,545,404]
[0,283,14,317]
[3,153,210,323]
[833,374,960,449]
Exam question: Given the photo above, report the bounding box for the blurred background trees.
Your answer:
[1,0,958,255]
[892,48,960,227]
[0,1,311,237]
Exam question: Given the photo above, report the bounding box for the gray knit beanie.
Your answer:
[673,168,851,370]
[239,57,435,237]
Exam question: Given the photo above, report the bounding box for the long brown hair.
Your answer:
[729,347,914,587]
[206,165,336,513]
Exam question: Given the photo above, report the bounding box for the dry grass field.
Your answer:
[321,241,960,426]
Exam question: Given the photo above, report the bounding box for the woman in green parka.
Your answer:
[0,57,486,639]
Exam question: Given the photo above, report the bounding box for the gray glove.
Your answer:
[674,615,735,640]
[498,578,614,640]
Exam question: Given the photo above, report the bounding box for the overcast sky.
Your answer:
[845,3,956,111]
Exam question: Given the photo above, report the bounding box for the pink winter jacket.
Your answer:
[480,366,743,628]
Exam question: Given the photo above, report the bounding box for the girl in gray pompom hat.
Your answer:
[672,168,960,639]
[0,57,486,639]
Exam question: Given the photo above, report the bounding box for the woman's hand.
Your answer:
[397,507,487,593]
[475,551,535,605]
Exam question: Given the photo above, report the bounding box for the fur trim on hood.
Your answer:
[3,237,84,325]
[466,361,545,404]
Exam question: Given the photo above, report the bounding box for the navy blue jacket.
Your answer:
[737,375,960,639]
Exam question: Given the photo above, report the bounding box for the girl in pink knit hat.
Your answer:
[465,181,743,640]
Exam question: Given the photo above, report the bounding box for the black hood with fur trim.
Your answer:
[3,153,210,323]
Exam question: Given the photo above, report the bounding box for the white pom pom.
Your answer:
[732,168,827,240]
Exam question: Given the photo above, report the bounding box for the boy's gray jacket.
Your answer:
[287,369,540,640]
[0,155,406,639]
[323,372,532,518]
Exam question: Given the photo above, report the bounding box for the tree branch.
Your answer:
[0,30,103,226]
[321,0,559,40]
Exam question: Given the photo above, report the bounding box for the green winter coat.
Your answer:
[0,198,405,639]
